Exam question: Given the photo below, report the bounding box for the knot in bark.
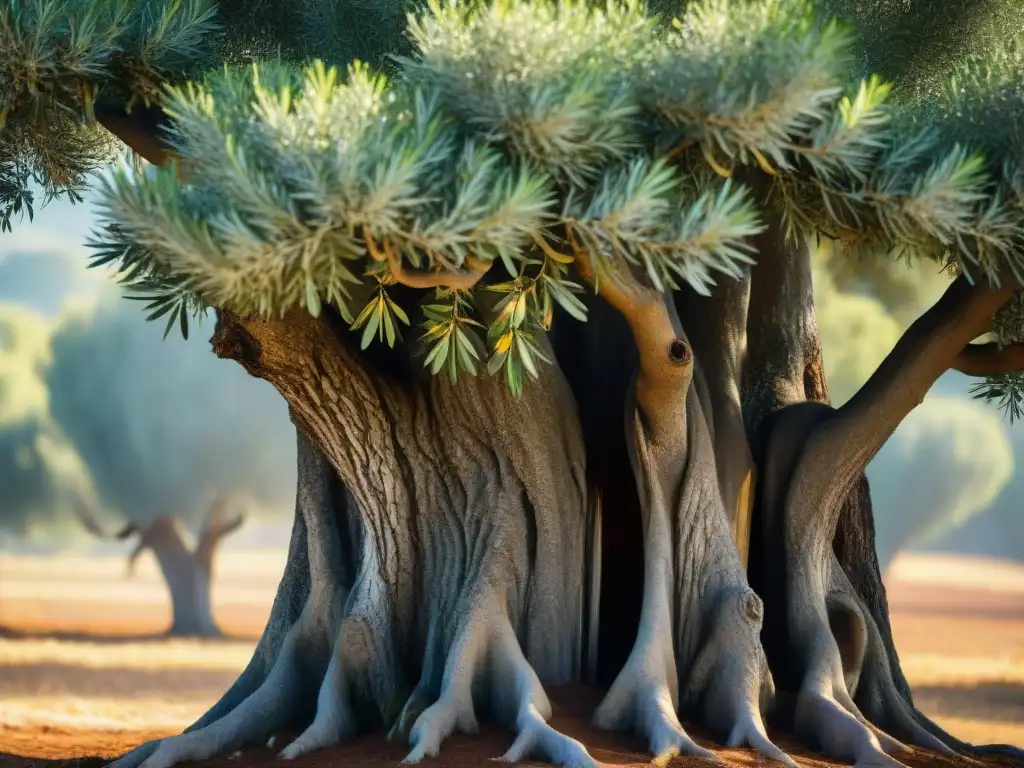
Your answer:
[668,338,691,365]
[743,591,763,624]
[210,312,263,375]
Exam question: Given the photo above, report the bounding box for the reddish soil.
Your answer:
[2,684,1022,768]
[2,552,1022,768]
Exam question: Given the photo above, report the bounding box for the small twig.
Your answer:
[365,234,490,290]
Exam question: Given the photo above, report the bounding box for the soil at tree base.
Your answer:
[2,685,1021,768]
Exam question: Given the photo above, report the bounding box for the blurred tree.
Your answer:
[868,398,1014,572]
[0,278,296,542]
[71,495,247,637]
[4,0,1024,767]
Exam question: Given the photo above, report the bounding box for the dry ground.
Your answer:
[1,549,1022,768]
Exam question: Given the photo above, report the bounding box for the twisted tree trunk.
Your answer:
[743,189,1021,765]
[94,108,1024,768]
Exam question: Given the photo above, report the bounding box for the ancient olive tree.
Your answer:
[4,0,1024,767]
[71,496,246,637]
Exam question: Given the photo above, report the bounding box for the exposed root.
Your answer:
[489,609,596,768]
[758,403,964,767]
[110,309,594,768]
[395,588,596,768]
[591,394,713,762]
[108,429,353,768]
[136,595,343,768]
[852,602,955,758]
[595,659,712,765]
[686,588,794,767]
[400,592,487,763]
[786,581,912,767]
[279,640,357,759]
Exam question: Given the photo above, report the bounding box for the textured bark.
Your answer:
[738,207,917,716]
[674,276,754,561]
[561,251,787,764]
[112,304,598,768]
[93,105,1024,768]
[742,181,1021,766]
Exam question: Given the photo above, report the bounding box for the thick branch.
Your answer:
[788,275,1014,547]
[952,341,1024,376]
[575,253,691,429]
[834,276,1011,455]
[94,101,175,166]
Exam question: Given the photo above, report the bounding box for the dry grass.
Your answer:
[0,550,1021,764]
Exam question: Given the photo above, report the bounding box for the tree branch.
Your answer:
[70,497,138,540]
[789,275,1014,545]
[366,235,490,291]
[94,101,174,165]
[574,250,692,430]
[952,341,1024,376]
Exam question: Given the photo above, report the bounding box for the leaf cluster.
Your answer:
[0,0,218,226]
[30,0,1024,412]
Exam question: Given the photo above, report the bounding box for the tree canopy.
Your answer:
[11,3,1024,767]
[3,0,1024,408]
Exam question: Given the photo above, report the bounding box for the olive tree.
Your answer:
[71,495,246,637]
[3,0,1024,767]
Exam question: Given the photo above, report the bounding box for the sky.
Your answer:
[0,186,1021,565]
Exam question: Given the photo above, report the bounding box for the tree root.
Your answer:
[110,312,595,768]
[784,559,942,768]
[111,430,354,768]
[396,588,595,768]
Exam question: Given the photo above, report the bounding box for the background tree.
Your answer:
[0,270,295,547]
[3,2,1024,768]
[71,495,247,637]
[867,397,1013,573]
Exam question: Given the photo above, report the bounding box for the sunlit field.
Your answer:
[1,549,1021,766]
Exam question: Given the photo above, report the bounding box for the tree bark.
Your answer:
[93,105,1024,768]
[113,303,602,768]
[743,172,1021,765]
[564,252,788,764]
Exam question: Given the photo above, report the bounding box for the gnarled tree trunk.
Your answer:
[94,106,1024,768]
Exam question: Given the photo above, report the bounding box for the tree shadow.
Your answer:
[0,661,241,700]
[0,755,107,768]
